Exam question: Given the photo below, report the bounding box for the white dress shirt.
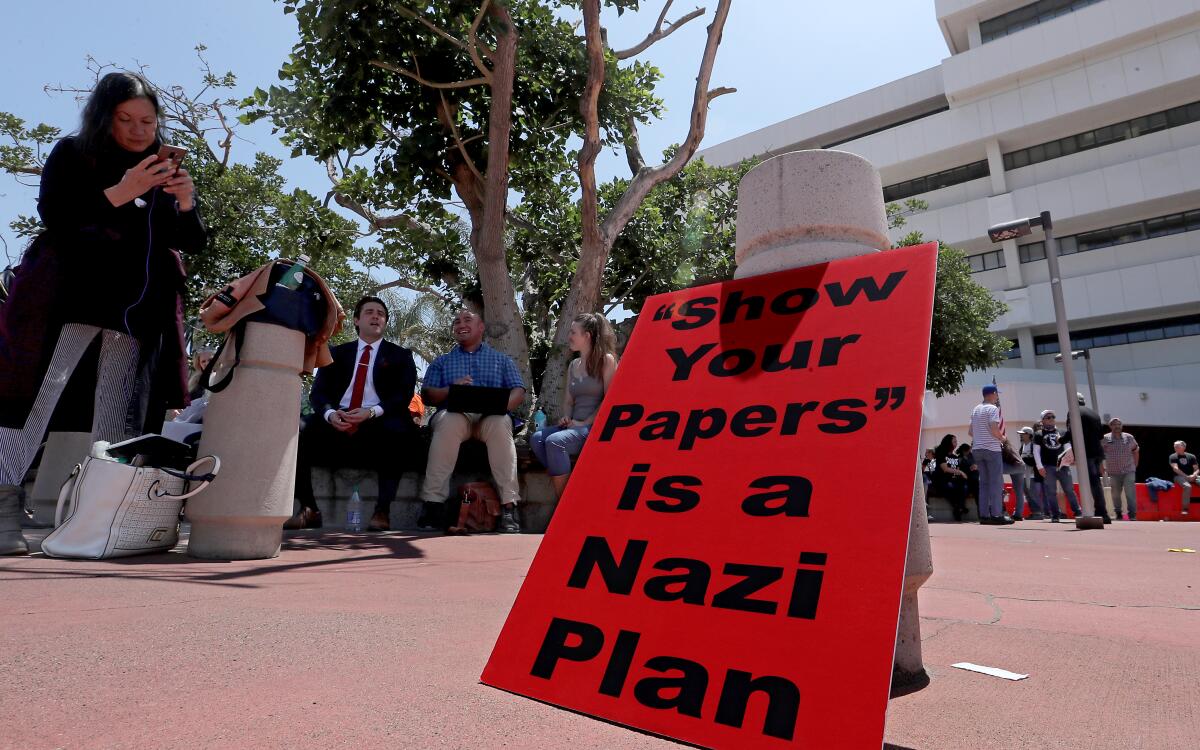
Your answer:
[324,338,386,423]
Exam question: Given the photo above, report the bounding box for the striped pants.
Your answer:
[0,324,142,486]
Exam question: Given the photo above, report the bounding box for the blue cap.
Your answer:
[982,384,1000,396]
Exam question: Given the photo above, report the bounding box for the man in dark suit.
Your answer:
[285,296,419,531]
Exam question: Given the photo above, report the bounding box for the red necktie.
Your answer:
[348,345,372,411]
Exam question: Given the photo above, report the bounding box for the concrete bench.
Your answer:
[303,441,561,533]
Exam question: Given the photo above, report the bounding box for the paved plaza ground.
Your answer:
[1,519,1197,749]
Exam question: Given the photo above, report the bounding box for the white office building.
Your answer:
[700,0,1200,460]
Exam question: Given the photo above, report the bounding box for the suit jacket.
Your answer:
[309,339,417,434]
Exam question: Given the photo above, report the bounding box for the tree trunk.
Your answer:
[473,2,534,397]
[537,0,606,418]
[537,0,734,416]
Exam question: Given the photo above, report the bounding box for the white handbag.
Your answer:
[41,455,220,560]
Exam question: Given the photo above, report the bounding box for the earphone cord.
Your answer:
[123,188,158,336]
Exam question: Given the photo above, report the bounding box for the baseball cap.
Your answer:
[1108,416,1122,425]
[1018,426,1034,435]
[1076,392,1086,404]
[982,384,1000,396]
[1040,409,1056,419]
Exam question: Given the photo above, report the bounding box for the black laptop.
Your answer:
[446,384,511,416]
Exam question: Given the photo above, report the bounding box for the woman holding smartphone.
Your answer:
[0,71,205,555]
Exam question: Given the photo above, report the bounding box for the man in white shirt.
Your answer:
[969,384,1011,524]
[285,297,418,531]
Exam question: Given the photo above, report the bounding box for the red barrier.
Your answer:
[1136,482,1195,521]
[1002,481,1195,521]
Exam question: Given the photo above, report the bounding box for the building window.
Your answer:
[1017,208,1200,264]
[1003,100,1200,171]
[1032,314,1200,355]
[968,249,1007,273]
[981,0,1106,44]
[882,160,989,202]
[1005,340,1022,360]
[822,105,950,149]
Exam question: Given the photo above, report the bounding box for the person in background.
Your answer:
[957,443,979,514]
[1017,427,1046,519]
[530,313,618,498]
[968,384,1011,524]
[1101,417,1139,520]
[286,297,419,532]
[0,72,205,556]
[922,448,937,522]
[1003,436,1028,521]
[1034,409,1079,522]
[932,434,969,522]
[187,347,215,401]
[1063,393,1111,523]
[419,307,526,533]
[1169,441,1198,516]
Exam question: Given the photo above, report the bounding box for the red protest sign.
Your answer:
[483,243,938,749]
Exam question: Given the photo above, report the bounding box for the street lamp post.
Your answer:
[988,211,1103,530]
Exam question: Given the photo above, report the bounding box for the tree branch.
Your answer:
[602,0,732,246]
[614,2,707,59]
[394,5,472,54]
[438,90,485,188]
[324,157,437,236]
[622,115,646,176]
[369,59,489,89]
[371,276,454,305]
[466,0,496,76]
[211,102,234,169]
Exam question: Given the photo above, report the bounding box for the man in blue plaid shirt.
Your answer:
[419,307,526,532]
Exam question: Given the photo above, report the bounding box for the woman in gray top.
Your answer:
[531,313,618,497]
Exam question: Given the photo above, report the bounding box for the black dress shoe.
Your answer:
[417,501,445,531]
[1102,516,1112,524]
[1000,515,1015,525]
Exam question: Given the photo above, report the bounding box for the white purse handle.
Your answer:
[54,455,222,528]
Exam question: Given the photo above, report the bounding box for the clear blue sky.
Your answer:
[0,0,949,266]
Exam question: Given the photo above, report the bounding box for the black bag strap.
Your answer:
[204,320,246,394]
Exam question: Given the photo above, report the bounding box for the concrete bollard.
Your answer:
[733,150,932,691]
[187,322,306,559]
[27,431,93,527]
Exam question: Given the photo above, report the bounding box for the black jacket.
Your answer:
[37,136,206,337]
[309,339,417,433]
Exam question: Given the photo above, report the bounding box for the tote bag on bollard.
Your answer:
[41,455,220,559]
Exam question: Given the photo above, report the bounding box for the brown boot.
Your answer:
[367,510,390,532]
[283,507,323,530]
[0,485,30,556]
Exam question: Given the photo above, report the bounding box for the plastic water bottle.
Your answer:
[276,254,310,290]
[533,409,547,431]
[346,484,364,532]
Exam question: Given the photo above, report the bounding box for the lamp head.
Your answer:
[987,218,1033,243]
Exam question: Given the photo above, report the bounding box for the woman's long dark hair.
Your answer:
[573,312,616,379]
[934,433,957,460]
[76,72,166,156]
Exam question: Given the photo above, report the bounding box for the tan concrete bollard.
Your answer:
[27,431,92,527]
[734,150,933,691]
[187,322,305,559]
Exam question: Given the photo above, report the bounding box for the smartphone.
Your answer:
[155,144,188,172]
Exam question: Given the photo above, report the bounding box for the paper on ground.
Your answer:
[951,662,1029,681]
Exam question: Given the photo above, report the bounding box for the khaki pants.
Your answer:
[421,411,520,505]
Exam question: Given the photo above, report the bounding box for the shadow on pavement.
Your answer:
[0,530,427,590]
